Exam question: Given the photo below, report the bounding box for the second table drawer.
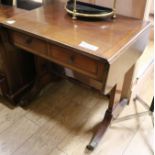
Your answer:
[48,44,100,78]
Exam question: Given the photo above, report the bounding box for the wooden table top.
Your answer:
[0,4,27,22]
[2,0,150,62]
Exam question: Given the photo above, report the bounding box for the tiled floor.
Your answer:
[0,60,153,155]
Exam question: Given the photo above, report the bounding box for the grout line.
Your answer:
[10,120,44,155]
[54,146,68,155]
[0,109,27,135]
[25,115,43,127]
[121,115,149,155]
[121,128,139,155]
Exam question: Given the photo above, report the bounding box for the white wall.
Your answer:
[150,0,154,14]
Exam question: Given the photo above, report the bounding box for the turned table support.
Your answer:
[87,65,135,150]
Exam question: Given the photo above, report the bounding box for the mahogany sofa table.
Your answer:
[1,0,151,150]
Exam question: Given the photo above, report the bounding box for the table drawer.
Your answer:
[48,45,102,79]
[10,31,47,55]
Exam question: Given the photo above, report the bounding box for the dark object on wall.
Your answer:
[1,0,42,10]
[16,0,42,10]
[1,0,13,5]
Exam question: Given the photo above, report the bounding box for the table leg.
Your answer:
[87,85,118,150]
[87,65,135,150]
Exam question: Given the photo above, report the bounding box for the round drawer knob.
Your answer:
[68,55,75,64]
[26,38,33,44]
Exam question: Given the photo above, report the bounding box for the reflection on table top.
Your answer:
[2,0,150,62]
